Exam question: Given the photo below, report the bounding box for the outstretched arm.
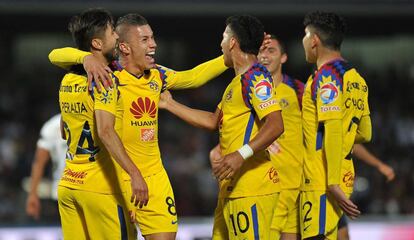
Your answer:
[353,144,395,182]
[48,47,113,91]
[159,90,220,131]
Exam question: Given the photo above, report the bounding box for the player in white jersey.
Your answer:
[26,114,67,219]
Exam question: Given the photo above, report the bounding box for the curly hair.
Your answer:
[303,11,347,50]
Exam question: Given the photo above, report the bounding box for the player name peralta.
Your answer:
[61,101,88,114]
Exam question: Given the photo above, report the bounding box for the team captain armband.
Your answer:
[237,144,254,160]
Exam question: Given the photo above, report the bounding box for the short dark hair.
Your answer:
[303,11,346,51]
[226,15,264,55]
[68,8,114,51]
[116,13,148,42]
[268,34,286,55]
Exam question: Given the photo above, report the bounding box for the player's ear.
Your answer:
[91,38,103,50]
[281,53,288,64]
[229,37,236,51]
[311,34,320,49]
[118,42,130,54]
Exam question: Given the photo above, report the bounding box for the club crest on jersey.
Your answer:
[148,80,159,92]
[130,97,157,119]
[320,82,339,104]
[100,91,113,104]
[254,80,272,101]
[279,98,289,109]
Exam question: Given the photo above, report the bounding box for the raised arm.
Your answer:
[159,90,220,131]
[48,47,113,91]
[164,55,228,90]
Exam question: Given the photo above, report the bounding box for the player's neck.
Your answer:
[232,52,257,76]
[316,49,342,69]
[119,57,145,77]
[271,69,283,87]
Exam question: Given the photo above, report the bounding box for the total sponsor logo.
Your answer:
[141,128,155,142]
[320,105,340,113]
[342,171,354,187]
[254,80,272,101]
[267,167,280,184]
[258,99,276,110]
[130,97,157,119]
[320,82,339,104]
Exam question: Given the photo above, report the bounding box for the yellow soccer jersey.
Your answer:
[218,62,282,198]
[268,74,304,190]
[302,59,370,192]
[114,57,227,179]
[59,70,123,194]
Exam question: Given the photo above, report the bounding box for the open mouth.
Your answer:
[145,51,155,64]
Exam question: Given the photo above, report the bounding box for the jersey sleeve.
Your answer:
[162,55,227,90]
[246,75,281,120]
[93,75,119,115]
[48,47,91,70]
[362,82,370,116]
[315,72,343,121]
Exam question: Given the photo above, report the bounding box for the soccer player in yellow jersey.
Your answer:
[49,13,228,240]
[159,15,284,240]
[56,9,148,240]
[300,11,372,240]
[258,35,304,240]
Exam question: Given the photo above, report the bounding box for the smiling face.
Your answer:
[258,38,287,75]
[119,24,157,72]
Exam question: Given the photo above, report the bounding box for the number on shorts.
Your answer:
[302,201,313,223]
[229,211,249,236]
[166,196,177,216]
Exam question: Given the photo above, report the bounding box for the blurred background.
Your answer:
[0,0,414,239]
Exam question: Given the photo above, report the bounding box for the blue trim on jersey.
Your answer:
[117,205,127,240]
[243,112,255,145]
[316,123,324,150]
[251,204,260,240]
[318,194,327,235]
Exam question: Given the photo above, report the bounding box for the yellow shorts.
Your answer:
[58,186,136,240]
[299,191,343,240]
[212,193,279,240]
[125,168,178,236]
[270,189,300,236]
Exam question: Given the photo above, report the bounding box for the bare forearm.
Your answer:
[248,111,283,153]
[166,99,218,130]
[29,149,50,195]
[353,144,381,168]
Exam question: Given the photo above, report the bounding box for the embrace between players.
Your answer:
[50,8,372,240]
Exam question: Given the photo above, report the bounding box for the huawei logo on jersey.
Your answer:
[130,97,157,119]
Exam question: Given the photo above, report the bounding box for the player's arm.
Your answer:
[353,144,395,181]
[325,119,361,219]
[164,55,228,90]
[95,109,148,208]
[26,146,50,220]
[48,47,113,91]
[354,115,372,143]
[214,111,284,180]
[159,90,220,131]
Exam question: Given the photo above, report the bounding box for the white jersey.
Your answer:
[36,114,67,200]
